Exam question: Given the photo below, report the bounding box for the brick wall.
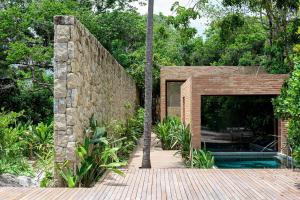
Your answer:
[53,16,138,183]
[180,78,192,125]
[182,74,288,148]
[160,66,268,120]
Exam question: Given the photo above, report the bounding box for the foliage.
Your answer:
[59,113,142,188]
[154,117,182,150]
[155,116,214,168]
[219,0,299,72]
[60,115,126,188]
[0,156,34,176]
[35,150,54,187]
[202,96,274,135]
[154,116,191,159]
[172,123,191,160]
[24,122,54,159]
[107,107,144,160]
[274,60,300,162]
[0,111,34,176]
[190,149,215,169]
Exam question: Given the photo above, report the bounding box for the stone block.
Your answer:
[54,79,67,98]
[67,73,80,89]
[68,41,75,59]
[55,25,70,43]
[54,114,66,131]
[54,62,67,80]
[54,98,66,114]
[54,43,68,62]
[66,108,77,126]
[71,89,78,107]
[54,16,75,25]
[66,142,76,161]
[71,61,80,72]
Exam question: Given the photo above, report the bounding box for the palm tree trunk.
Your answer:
[141,0,154,168]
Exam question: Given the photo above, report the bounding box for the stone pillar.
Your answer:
[53,16,78,186]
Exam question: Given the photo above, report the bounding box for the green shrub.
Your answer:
[60,115,127,188]
[35,150,54,187]
[189,149,215,169]
[172,123,191,160]
[0,110,34,176]
[24,122,54,159]
[274,61,300,163]
[154,116,182,150]
[155,116,215,168]
[107,107,144,160]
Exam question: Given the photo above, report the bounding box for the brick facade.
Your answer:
[160,66,268,120]
[161,66,289,150]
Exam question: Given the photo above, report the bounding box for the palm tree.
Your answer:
[141,0,154,168]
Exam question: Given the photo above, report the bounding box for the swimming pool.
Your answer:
[213,152,289,169]
[215,157,282,169]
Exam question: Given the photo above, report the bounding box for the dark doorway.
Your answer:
[201,95,278,152]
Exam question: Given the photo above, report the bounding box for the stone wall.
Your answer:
[53,16,138,176]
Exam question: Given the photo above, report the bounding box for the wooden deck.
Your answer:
[0,168,299,200]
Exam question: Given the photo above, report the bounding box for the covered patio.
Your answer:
[160,66,289,150]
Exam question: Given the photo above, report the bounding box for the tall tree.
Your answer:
[141,0,154,168]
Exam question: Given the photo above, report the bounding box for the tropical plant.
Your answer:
[172,124,191,160]
[274,59,300,163]
[0,110,34,176]
[107,107,144,160]
[36,150,54,187]
[155,120,173,150]
[154,116,184,150]
[190,149,215,169]
[155,116,215,168]
[25,122,54,158]
[292,146,300,166]
[60,115,126,188]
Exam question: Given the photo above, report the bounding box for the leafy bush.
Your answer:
[0,156,34,176]
[190,149,215,169]
[36,150,54,187]
[154,116,182,150]
[107,107,144,160]
[24,122,54,159]
[155,116,214,168]
[0,110,34,176]
[60,115,127,188]
[172,123,191,160]
[0,110,54,178]
[274,61,300,163]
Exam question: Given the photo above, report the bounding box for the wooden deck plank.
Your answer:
[193,169,217,200]
[225,169,262,200]
[1,169,300,200]
[124,168,141,200]
[164,168,173,200]
[134,168,146,200]
[177,168,197,200]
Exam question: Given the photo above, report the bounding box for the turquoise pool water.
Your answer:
[215,158,282,169]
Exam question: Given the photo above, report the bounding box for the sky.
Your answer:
[131,0,210,36]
